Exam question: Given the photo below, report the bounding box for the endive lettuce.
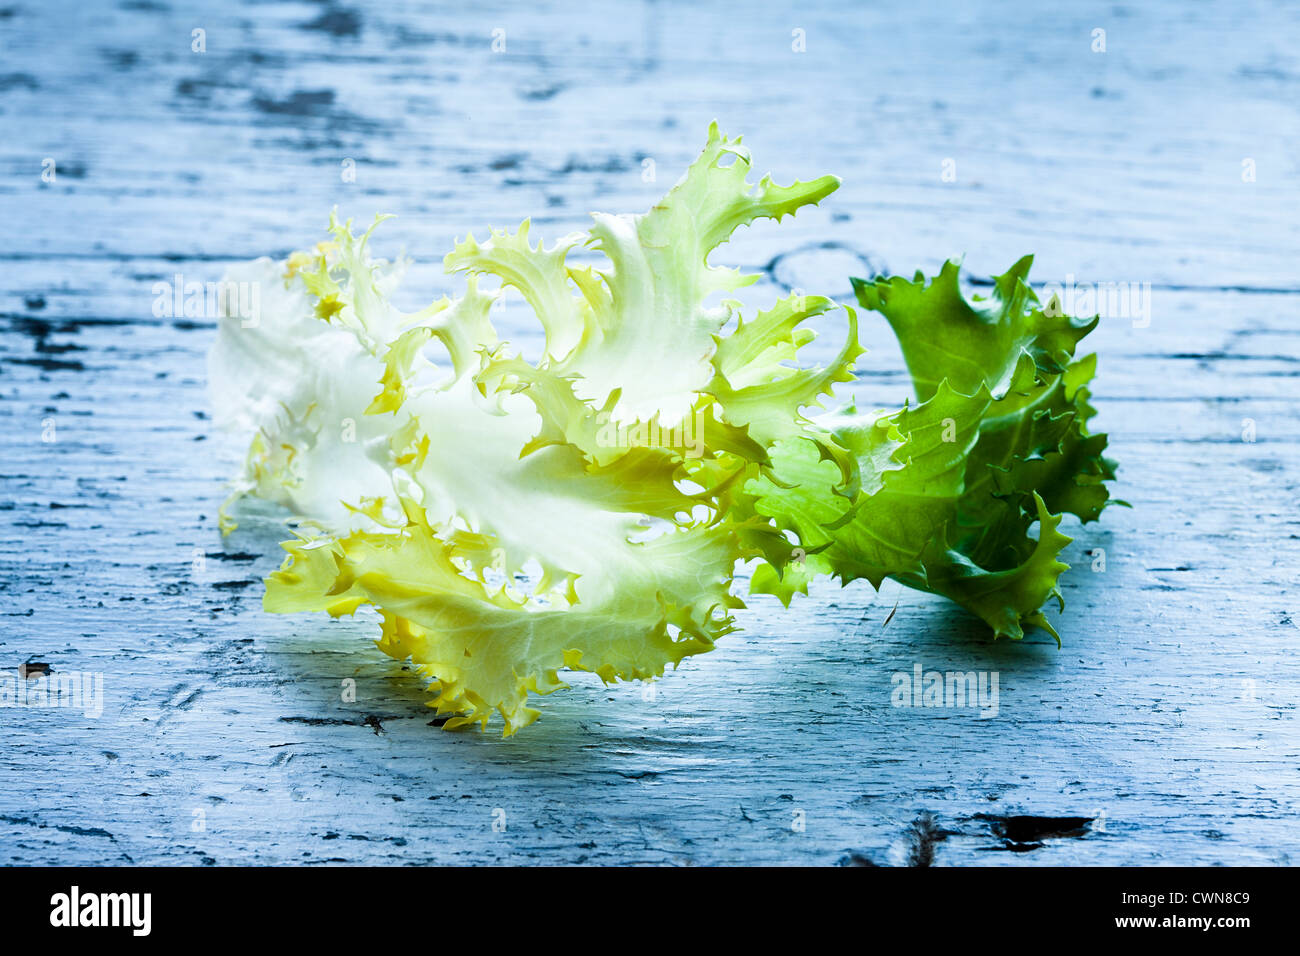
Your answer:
[211,124,855,734]
[211,125,1118,734]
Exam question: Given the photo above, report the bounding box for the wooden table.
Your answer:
[2,0,1297,865]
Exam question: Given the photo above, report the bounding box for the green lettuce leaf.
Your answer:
[748,256,1118,641]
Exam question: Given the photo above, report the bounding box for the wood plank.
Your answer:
[1,0,1298,865]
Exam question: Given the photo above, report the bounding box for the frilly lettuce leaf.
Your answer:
[749,256,1118,641]
[210,123,852,733]
[211,125,1122,734]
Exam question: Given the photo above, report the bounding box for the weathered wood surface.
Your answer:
[1,0,1297,865]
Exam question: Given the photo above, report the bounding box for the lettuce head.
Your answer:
[210,125,1119,735]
